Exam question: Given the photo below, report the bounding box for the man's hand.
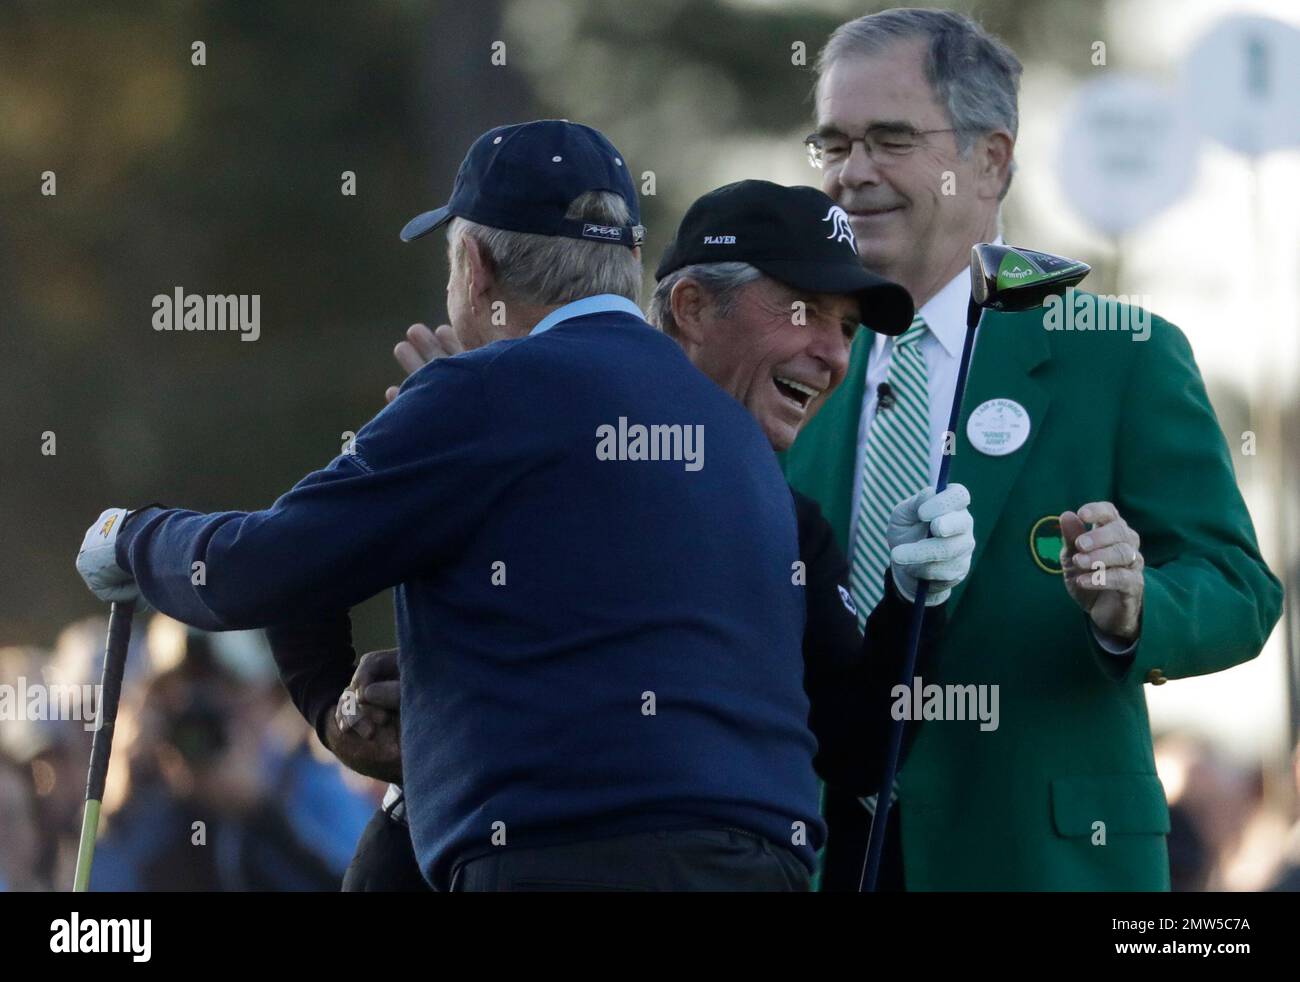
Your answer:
[327,647,402,783]
[384,323,464,402]
[76,508,146,606]
[888,484,975,606]
[1060,502,1144,642]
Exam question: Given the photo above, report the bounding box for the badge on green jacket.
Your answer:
[1030,515,1064,574]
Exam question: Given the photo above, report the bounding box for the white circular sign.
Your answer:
[1182,15,1300,157]
[1056,74,1200,236]
[966,398,1031,457]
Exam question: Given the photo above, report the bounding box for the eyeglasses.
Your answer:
[804,126,960,168]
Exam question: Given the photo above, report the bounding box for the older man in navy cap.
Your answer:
[76,121,844,891]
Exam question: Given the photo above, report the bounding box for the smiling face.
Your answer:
[816,39,1006,305]
[685,277,859,452]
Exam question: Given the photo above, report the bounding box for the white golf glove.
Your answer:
[888,484,974,606]
[76,508,144,606]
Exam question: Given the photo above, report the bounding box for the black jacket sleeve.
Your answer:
[794,490,947,796]
[264,610,359,746]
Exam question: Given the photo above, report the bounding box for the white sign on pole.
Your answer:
[1182,14,1300,157]
[1055,74,1199,236]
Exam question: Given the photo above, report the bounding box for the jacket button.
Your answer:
[1145,669,1167,685]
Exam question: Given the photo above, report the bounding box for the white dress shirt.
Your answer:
[849,263,976,534]
[847,249,1137,656]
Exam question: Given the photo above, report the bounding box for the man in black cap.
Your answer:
[648,180,911,454]
[320,179,976,891]
[79,121,839,891]
[648,180,974,889]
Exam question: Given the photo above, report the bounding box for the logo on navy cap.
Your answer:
[582,223,624,241]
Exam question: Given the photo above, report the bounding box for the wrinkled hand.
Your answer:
[76,508,147,607]
[1060,502,1144,642]
[327,648,401,782]
[887,484,974,606]
[384,323,464,402]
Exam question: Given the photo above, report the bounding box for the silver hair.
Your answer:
[815,8,1023,199]
[646,262,765,337]
[448,190,641,306]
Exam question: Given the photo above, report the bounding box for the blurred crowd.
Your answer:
[1156,732,1300,892]
[3,614,1300,891]
[0,615,383,891]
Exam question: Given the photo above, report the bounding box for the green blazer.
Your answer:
[782,302,1282,890]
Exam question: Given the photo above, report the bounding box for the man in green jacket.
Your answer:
[783,8,1283,890]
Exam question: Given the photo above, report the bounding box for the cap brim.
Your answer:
[752,259,914,336]
[400,205,454,243]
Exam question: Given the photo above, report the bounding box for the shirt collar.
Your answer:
[914,265,974,360]
[529,294,645,336]
[878,235,1004,360]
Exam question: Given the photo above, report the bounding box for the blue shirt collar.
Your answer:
[529,294,645,336]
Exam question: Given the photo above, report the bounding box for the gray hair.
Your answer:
[647,262,765,338]
[816,8,1023,198]
[448,190,641,306]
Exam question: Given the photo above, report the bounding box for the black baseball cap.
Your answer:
[400,120,644,247]
[654,180,914,335]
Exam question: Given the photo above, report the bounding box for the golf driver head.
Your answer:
[970,243,1090,311]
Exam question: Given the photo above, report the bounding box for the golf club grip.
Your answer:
[84,600,134,803]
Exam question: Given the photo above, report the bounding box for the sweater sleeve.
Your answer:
[1090,316,1282,684]
[116,357,514,631]
[265,610,359,746]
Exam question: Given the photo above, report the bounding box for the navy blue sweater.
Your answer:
[117,311,824,887]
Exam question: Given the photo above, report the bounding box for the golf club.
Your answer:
[859,244,1090,892]
[72,599,135,892]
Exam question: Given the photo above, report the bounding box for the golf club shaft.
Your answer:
[860,300,982,891]
[934,299,983,493]
[73,599,134,892]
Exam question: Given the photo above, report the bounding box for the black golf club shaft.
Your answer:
[73,599,134,892]
[859,298,982,892]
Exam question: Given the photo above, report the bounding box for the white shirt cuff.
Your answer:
[1091,622,1138,656]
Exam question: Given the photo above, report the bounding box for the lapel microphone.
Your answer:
[877,382,895,410]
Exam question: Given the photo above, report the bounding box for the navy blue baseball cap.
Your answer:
[400,120,644,247]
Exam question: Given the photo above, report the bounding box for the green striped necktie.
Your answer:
[848,315,930,629]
